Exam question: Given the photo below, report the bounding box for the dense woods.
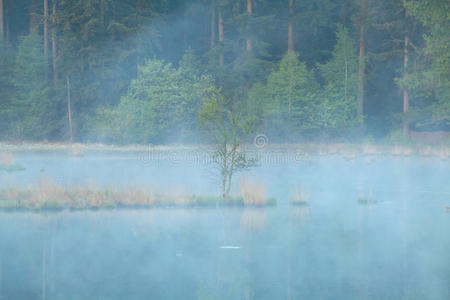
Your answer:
[0,0,448,144]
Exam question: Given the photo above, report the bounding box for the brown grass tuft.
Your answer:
[122,186,157,206]
[392,145,413,156]
[290,185,309,205]
[239,178,267,206]
[1,152,15,166]
[31,179,70,207]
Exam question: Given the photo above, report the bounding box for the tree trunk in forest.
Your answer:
[246,0,252,53]
[0,0,4,42]
[211,0,215,49]
[5,2,9,45]
[357,0,365,119]
[30,0,39,34]
[288,0,294,52]
[44,0,48,58]
[52,0,58,87]
[136,0,142,70]
[67,77,73,145]
[403,6,409,136]
[100,0,106,27]
[218,8,224,66]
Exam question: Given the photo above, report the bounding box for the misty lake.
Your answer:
[0,151,449,299]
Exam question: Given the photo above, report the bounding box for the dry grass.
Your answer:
[362,144,382,155]
[239,178,267,206]
[439,148,449,160]
[290,185,309,205]
[69,144,85,157]
[0,180,275,210]
[418,146,433,156]
[1,152,15,166]
[327,143,346,154]
[161,185,192,206]
[33,179,71,207]
[121,186,157,206]
[391,145,413,156]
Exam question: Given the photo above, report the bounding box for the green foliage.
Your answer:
[91,51,215,143]
[0,0,448,143]
[405,0,450,125]
[0,164,26,172]
[7,35,59,140]
[251,52,319,138]
[317,26,360,134]
[0,41,15,138]
[200,88,257,198]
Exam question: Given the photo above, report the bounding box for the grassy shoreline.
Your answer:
[1,142,449,158]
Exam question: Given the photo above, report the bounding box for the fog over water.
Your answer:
[0,152,449,299]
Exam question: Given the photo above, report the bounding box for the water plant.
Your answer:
[0,152,26,172]
[290,185,310,205]
[357,188,377,205]
[239,178,271,207]
[69,144,85,157]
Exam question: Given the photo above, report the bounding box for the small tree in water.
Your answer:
[200,88,257,200]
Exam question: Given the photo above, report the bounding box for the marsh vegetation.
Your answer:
[0,180,277,211]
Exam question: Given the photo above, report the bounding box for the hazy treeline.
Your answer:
[0,0,448,144]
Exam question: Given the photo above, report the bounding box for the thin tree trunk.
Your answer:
[345,57,348,101]
[403,26,409,135]
[5,2,9,45]
[100,0,105,26]
[67,77,73,145]
[226,145,237,198]
[136,0,142,71]
[211,0,215,49]
[288,0,294,52]
[0,0,4,42]
[218,8,224,66]
[221,143,227,198]
[52,0,58,86]
[30,0,38,35]
[246,0,252,53]
[44,0,48,58]
[357,0,366,119]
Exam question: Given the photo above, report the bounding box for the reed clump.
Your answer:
[0,152,25,172]
[1,152,14,166]
[290,185,310,205]
[69,144,85,157]
[391,145,413,156]
[239,178,275,207]
[362,144,382,156]
[357,188,377,205]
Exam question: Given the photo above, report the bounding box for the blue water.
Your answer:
[0,152,449,299]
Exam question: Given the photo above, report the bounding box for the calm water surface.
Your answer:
[0,152,449,299]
